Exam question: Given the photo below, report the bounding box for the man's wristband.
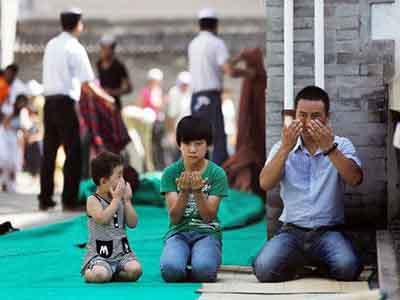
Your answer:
[323,142,338,156]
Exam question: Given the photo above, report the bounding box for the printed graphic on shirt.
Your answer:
[96,240,113,258]
[161,159,228,239]
[177,179,219,230]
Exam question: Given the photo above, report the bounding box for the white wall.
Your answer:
[19,0,265,20]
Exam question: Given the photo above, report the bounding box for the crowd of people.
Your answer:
[0,64,42,192]
[0,6,366,287]
[0,7,253,198]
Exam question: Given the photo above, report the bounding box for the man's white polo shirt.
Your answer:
[43,32,95,101]
[188,31,229,93]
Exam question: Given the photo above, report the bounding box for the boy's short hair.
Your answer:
[91,151,123,186]
[294,85,330,115]
[176,115,213,146]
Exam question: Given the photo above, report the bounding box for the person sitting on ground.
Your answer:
[253,86,364,282]
[81,151,142,283]
[160,115,228,282]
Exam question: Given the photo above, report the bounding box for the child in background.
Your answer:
[0,94,29,192]
[160,116,229,282]
[22,105,42,181]
[81,151,142,283]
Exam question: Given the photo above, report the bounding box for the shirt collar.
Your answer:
[61,31,77,40]
[293,137,325,156]
[199,30,216,37]
[293,137,303,153]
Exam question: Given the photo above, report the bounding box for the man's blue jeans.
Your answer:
[160,231,222,282]
[252,226,362,282]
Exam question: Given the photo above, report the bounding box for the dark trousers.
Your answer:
[39,95,82,207]
[252,226,362,282]
[191,90,228,165]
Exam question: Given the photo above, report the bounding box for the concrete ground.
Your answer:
[0,172,81,229]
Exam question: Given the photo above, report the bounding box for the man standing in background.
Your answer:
[188,8,253,165]
[39,8,114,211]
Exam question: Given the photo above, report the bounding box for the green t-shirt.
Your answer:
[160,159,229,240]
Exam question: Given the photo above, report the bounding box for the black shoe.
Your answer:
[39,200,57,211]
[0,221,19,235]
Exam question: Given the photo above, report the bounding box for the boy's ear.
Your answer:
[99,176,107,186]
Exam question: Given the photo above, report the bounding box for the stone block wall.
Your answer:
[265,0,394,231]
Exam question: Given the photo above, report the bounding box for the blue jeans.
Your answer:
[191,90,228,165]
[252,226,362,282]
[160,231,222,282]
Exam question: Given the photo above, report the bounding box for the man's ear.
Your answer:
[326,112,330,123]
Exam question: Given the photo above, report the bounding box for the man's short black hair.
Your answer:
[91,151,123,186]
[294,85,330,115]
[176,115,213,146]
[60,11,82,32]
[199,18,218,31]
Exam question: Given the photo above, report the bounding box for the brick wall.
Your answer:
[265,0,394,231]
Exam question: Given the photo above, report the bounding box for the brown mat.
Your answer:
[198,277,369,294]
[198,290,382,300]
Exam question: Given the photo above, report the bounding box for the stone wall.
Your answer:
[265,0,395,234]
[387,110,400,222]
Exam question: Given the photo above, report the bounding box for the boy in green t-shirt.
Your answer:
[160,115,228,282]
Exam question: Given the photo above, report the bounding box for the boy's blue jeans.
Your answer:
[160,231,221,282]
[252,226,362,282]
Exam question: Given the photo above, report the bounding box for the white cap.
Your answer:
[147,68,164,81]
[177,71,191,85]
[198,8,217,20]
[61,7,82,16]
[100,35,116,46]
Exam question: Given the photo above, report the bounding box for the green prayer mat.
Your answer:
[0,192,267,299]
[79,172,164,207]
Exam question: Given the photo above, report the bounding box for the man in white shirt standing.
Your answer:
[39,8,114,211]
[188,8,252,165]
